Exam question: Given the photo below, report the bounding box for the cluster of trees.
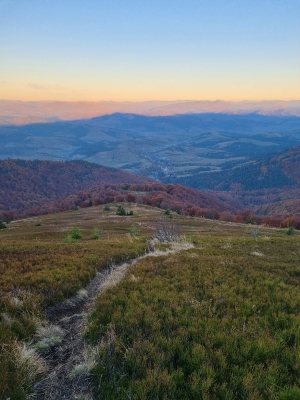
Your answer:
[1,182,299,229]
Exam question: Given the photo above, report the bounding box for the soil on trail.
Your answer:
[31,261,132,400]
[30,243,193,400]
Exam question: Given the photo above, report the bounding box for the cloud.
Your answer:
[25,82,49,90]
[24,82,79,93]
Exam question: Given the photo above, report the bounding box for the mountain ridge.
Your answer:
[1,100,300,125]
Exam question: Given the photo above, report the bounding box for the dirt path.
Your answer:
[30,243,193,400]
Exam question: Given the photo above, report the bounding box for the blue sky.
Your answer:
[1,0,299,101]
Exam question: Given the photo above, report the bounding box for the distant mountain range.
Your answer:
[1,100,300,125]
[1,113,300,182]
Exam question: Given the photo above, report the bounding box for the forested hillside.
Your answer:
[1,182,238,222]
[170,146,300,218]
[0,159,151,214]
[171,146,300,191]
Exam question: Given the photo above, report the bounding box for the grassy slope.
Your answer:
[0,204,154,399]
[1,204,299,399]
[86,219,300,399]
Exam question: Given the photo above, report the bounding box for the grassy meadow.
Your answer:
[85,214,300,399]
[0,204,153,399]
[0,204,299,399]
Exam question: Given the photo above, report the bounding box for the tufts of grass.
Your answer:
[2,204,298,399]
[15,343,47,378]
[0,204,151,399]
[128,223,140,237]
[70,346,97,380]
[34,324,64,352]
[0,342,46,400]
[77,289,88,299]
[86,235,300,399]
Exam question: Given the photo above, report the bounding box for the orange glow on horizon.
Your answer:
[1,79,299,103]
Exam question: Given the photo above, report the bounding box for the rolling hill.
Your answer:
[170,146,300,217]
[18,182,238,221]
[0,159,151,217]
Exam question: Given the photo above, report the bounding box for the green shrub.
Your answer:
[90,228,101,240]
[0,220,7,229]
[116,205,126,216]
[64,226,83,242]
[64,235,77,243]
[164,209,173,218]
[128,223,140,237]
[246,216,255,224]
[103,205,111,211]
[70,226,83,239]
[286,226,295,236]
[251,229,262,241]
[116,205,133,216]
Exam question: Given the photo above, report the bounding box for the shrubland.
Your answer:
[86,221,300,399]
[0,203,299,399]
[0,204,152,399]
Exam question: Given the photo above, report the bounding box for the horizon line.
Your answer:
[1,99,300,103]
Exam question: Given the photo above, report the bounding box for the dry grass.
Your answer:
[34,324,64,352]
[70,346,97,380]
[1,203,297,399]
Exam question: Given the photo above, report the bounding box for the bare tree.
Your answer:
[152,218,181,242]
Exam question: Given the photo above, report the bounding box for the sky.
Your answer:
[0,0,300,102]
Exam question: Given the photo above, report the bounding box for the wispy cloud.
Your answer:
[24,82,78,93]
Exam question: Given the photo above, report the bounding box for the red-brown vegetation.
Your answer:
[0,159,151,214]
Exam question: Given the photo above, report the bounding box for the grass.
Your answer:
[0,203,299,399]
[34,324,64,352]
[0,204,152,399]
[86,232,300,399]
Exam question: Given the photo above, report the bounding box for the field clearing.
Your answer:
[0,204,299,399]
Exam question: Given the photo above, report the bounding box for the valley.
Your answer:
[1,113,300,181]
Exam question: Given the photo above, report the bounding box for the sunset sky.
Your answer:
[1,0,299,102]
